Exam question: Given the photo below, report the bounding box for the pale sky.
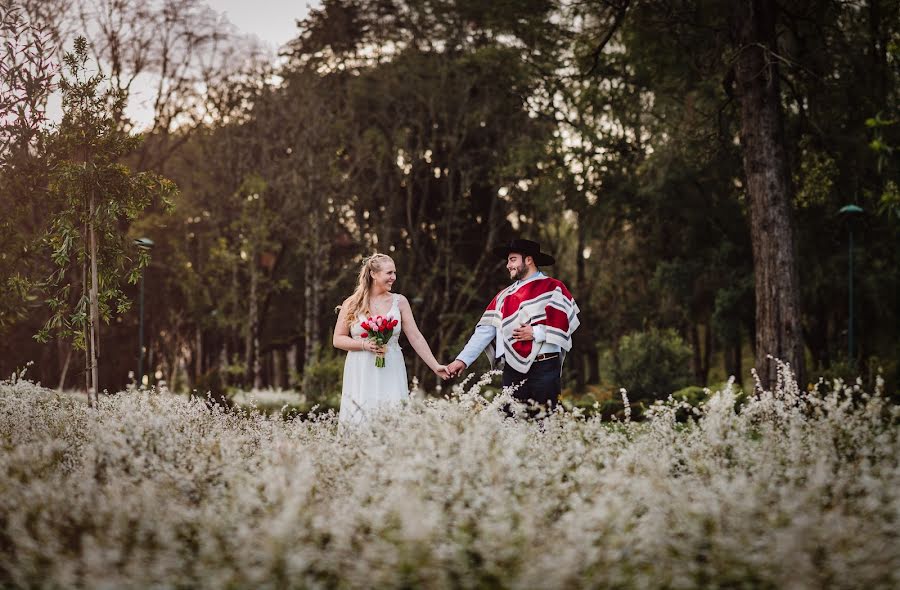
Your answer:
[46,1,318,128]
[129,0,316,128]
[207,0,316,51]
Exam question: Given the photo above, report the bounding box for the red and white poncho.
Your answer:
[477,276,580,373]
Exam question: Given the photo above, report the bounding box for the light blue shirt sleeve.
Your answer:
[531,325,561,354]
[455,324,496,367]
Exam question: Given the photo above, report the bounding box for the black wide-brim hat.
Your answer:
[491,239,556,266]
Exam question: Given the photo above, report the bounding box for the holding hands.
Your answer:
[446,359,467,378]
[432,364,451,380]
[442,322,532,379]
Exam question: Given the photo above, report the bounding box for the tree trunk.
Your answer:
[88,195,101,404]
[805,303,829,370]
[725,332,743,382]
[703,323,712,386]
[246,250,260,389]
[273,349,283,389]
[253,269,262,390]
[587,348,600,384]
[82,244,91,406]
[303,255,315,372]
[287,344,298,388]
[312,241,321,364]
[219,344,228,385]
[148,347,155,386]
[689,323,712,385]
[253,337,262,390]
[691,324,702,384]
[194,324,203,385]
[168,349,179,391]
[57,339,72,391]
[308,159,322,369]
[573,217,587,391]
[868,0,888,104]
[303,208,323,371]
[84,319,91,402]
[732,0,806,388]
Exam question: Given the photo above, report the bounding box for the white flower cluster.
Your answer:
[230,388,308,409]
[0,364,897,589]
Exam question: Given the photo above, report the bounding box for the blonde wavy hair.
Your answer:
[340,253,394,326]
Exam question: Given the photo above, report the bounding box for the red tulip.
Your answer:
[361,332,368,338]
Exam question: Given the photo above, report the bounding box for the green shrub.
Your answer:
[609,328,693,402]
[672,381,750,419]
[811,356,897,399]
[672,385,708,406]
[300,351,344,411]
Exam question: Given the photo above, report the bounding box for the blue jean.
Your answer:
[502,356,561,411]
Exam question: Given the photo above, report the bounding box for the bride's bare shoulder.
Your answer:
[335,295,354,315]
[395,293,411,307]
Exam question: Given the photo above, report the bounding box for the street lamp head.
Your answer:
[839,204,864,216]
[134,237,155,250]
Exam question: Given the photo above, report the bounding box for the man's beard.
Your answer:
[510,265,528,281]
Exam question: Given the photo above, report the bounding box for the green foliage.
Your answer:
[0,3,57,331]
[35,37,177,348]
[0,1,56,161]
[711,276,754,345]
[609,328,693,402]
[794,136,838,210]
[867,114,899,223]
[878,180,900,222]
[811,355,897,400]
[299,350,344,410]
[671,385,708,406]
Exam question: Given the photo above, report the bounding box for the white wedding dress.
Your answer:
[338,293,409,426]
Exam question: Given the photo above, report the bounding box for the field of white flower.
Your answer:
[0,365,897,589]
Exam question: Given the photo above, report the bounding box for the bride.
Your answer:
[333,253,448,425]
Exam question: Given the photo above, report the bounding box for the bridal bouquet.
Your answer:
[361,315,398,368]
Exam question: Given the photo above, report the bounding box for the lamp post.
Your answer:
[838,205,863,365]
[134,237,155,387]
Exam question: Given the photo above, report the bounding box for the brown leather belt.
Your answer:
[535,353,560,362]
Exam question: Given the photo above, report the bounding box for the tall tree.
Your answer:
[730,0,805,387]
[39,38,176,403]
[573,1,808,387]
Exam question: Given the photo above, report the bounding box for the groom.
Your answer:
[446,239,580,412]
